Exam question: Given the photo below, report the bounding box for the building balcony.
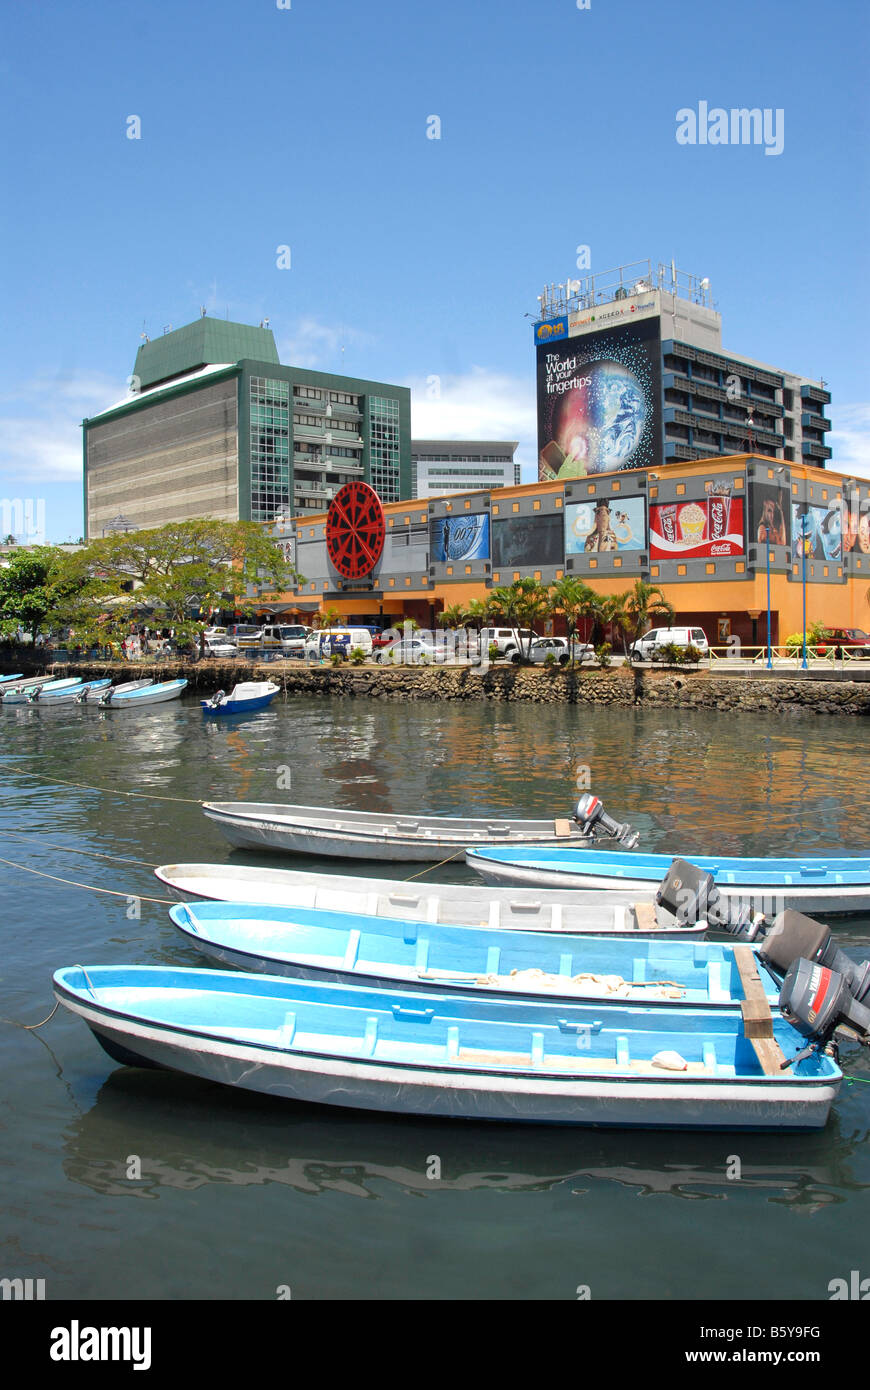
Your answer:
[801,412,831,432]
[800,383,831,407]
[801,441,833,460]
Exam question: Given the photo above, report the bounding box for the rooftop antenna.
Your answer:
[201,305,207,317]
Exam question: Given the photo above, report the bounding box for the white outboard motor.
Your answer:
[574,794,640,849]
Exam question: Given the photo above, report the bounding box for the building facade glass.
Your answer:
[250,376,290,522]
[369,396,401,502]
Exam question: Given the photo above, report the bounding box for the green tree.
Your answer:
[59,520,302,648]
[622,580,675,661]
[0,546,89,641]
[488,578,550,661]
[547,577,603,658]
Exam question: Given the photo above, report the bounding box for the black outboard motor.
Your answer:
[779,957,870,1048]
[574,794,640,849]
[654,857,754,932]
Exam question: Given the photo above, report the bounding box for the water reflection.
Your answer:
[64,1070,867,1216]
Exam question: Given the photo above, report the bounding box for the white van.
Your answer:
[304,628,373,662]
[478,627,536,660]
[630,626,709,660]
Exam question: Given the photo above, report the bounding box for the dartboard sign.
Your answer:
[325,481,386,580]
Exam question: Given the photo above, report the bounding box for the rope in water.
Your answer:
[3,765,204,804]
[0,827,161,868]
[0,856,177,904]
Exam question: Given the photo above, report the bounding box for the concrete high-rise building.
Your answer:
[410,440,520,498]
[82,317,411,537]
[533,259,832,483]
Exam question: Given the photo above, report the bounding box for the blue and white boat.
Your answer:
[0,673,24,686]
[29,678,111,703]
[169,900,777,1008]
[52,963,841,1130]
[1,677,84,704]
[98,678,188,707]
[80,678,153,703]
[467,846,870,916]
[201,681,280,716]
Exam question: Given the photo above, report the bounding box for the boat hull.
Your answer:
[100,679,188,707]
[53,966,840,1131]
[155,863,708,937]
[202,802,595,862]
[467,849,870,916]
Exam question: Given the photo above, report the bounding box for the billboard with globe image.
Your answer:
[537,315,663,480]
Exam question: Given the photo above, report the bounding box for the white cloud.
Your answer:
[828,403,870,481]
[0,371,122,484]
[276,318,376,371]
[407,367,538,482]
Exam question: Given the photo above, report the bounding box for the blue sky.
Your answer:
[1,0,868,541]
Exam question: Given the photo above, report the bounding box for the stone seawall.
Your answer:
[6,659,867,715]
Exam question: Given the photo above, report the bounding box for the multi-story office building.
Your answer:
[534,260,832,483]
[410,441,520,498]
[82,317,411,537]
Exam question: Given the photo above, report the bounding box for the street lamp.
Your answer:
[764,466,787,671]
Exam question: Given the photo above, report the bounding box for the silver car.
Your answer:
[513,637,593,665]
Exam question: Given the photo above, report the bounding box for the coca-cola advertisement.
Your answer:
[650,492,744,559]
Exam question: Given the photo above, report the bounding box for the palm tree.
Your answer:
[623,580,675,660]
[547,577,601,658]
[312,606,342,631]
[437,604,467,632]
[488,578,549,661]
[601,591,633,660]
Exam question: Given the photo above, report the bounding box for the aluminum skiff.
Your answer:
[201,802,598,861]
[154,862,706,937]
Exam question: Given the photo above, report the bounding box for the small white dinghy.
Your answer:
[154,862,705,937]
[98,679,188,707]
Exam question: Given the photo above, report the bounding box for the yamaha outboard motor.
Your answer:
[574,794,640,850]
[780,956,870,1048]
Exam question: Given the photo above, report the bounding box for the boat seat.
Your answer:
[553,819,573,838]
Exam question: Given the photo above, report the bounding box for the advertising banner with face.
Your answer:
[565,496,647,554]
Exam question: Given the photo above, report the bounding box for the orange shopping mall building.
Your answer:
[260,455,870,650]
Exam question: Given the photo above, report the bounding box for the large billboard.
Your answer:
[492,513,563,569]
[844,496,870,556]
[650,491,744,559]
[750,482,791,548]
[537,315,663,480]
[791,502,843,563]
[429,513,490,563]
[565,497,647,554]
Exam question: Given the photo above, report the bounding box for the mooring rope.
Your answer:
[2,764,205,804]
[0,855,177,904]
[0,827,161,868]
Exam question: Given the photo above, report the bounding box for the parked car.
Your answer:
[203,634,239,658]
[377,636,449,665]
[227,624,266,649]
[630,626,710,660]
[515,636,593,666]
[478,627,537,660]
[815,628,870,658]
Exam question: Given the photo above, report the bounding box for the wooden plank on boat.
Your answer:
[734,945,785,1076]
[554,819,573,838]
[633,901,658,933]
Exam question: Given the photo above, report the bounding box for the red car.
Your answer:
[815,628,870,658]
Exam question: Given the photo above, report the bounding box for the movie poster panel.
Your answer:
[537,315,663,480]
[491,513,563,569]
[565,496,647,554]
[750,483,791,548]
[791,503,844,563]
[429,513,489,564]
[650,493,744,559]
[843,497,870,556]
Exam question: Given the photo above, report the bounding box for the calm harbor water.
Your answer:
[1,694,869,1302]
